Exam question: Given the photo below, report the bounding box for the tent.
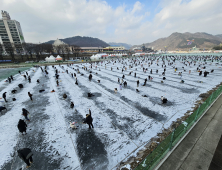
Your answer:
[47,55,56,62]
[90,53,107,60]
[45,57,49,62]
[56,55,63,61]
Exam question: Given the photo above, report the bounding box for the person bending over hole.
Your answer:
[161,96,167,104]
[17,148,33,168]
[70,102,74,108]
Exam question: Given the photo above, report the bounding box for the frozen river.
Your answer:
[0,56,222,170]
[0,67,30,81]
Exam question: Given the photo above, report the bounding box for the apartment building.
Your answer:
[0,11,25,54]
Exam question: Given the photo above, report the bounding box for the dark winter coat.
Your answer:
[18,84,23,88]
[22,109,29,117]
[28,93,32,98]
[83,110,93,124]
[17,148,33,161]
[3,92,6,98]
[17,119,27,133]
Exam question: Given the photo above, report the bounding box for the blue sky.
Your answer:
[1,0,222,45]
[105,0,162,21]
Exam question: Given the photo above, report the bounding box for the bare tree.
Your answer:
[15,43,24,61]
[0,43,4,61]
[53,45,62,55]
[60,45,66,60]
[32,44,41,61]
[4,43,16,62]
[71,45,81,53]
[23,43,35,61]
[65,45,71,60]
[42,43,53,54]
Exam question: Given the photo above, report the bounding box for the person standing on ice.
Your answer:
[28,76,31,83]
[56,80,59,86]
[17,119,27,135]
[28,92,33,101]
[8,77,11,83]
[89,74,92,81]
[2,92,7,102]
[17,148,33,168]
[120,83,122,90]
[137,80,139,87]
[83,109,94,129]
[123,81,127,87]
[22,108,30,121]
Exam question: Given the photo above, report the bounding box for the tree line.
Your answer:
[213,45,222,50]
[0,42,81,62]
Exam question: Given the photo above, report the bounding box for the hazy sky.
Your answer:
[1,0,222,45]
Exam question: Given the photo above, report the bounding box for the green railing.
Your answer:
[134,85,222,170]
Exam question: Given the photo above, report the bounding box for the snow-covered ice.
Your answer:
[0,56,222,170]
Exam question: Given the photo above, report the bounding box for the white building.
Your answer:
[53,38,67,46]
[0,11,25,53]
[52,38,69,53]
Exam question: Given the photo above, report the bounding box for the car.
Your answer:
[14,61,20,64]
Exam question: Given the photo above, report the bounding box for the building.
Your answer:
[80,47,103,53]
[53,38,67,46]
[103,46,126,52]
[52,38,68,53]
[191,46,200,52]
[103,46,114,52]
[132,47,142,52]
[0,11,25,54]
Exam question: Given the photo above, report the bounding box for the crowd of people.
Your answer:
[0,54,220,168]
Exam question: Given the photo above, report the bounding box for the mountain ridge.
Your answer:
[45,36,110,47]
[132,32,222,51]
[108,42,132,49]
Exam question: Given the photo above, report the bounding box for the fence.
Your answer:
[134,85,222,170]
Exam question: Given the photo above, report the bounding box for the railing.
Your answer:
[134,85,222,170]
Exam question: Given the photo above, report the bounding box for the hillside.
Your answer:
[132,32,222,51]
[45,36,109,47]
[215,34,222,40]
[108,42,132,49]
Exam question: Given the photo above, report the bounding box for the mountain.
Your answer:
[132,32,222,51]
[108,42,132,49]
[45,36,109,47]
[215,34,222,40]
